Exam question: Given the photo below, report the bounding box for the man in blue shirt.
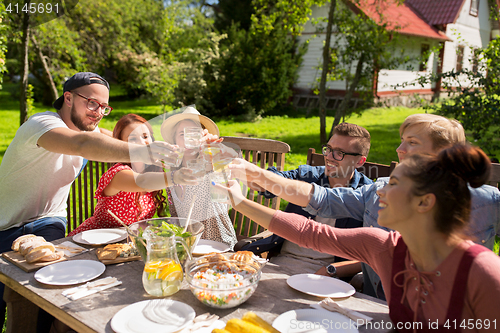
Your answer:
[229,114,500,299]
[241,123,373,281]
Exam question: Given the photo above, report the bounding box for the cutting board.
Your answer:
[95,248,141,265]
[2,251,67,273]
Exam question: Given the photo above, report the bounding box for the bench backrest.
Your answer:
[307,148,500,187]
[306,148,398,180]
[488,163,500,188]
[67,161,111,233]
[67,137,290,237]
[221,136,290,238]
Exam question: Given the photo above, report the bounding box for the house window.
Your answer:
[470,0,479,16]
[456,45,465,72]
[420,44,430,71]
[472,48,479,74]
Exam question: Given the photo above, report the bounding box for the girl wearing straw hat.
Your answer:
[161,107,238,247]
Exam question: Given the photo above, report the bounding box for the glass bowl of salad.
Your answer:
[184,252,263,309]
[127,217,204,262]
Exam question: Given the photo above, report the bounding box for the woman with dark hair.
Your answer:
[219,144,500,331]
[69,114,196,235]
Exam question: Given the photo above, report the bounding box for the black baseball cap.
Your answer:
[53,72,110,110]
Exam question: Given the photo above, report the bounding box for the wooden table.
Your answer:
[0,238,392,333]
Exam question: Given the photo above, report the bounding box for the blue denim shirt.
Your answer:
[305,177,500,298]
[265,165,373,224]
[263,165,373,262]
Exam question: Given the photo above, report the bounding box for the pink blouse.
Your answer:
[270,210,500,332]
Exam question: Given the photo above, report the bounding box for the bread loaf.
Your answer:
[25,248,54,264]
[18,235,46,247]
[11,234,38,251]
[37,251,64,262]
[231,251,254,263]
[12,234,62,264]
[98,249,119,260]
[19,239,47,256]
[97,243,134,260]
[26,243,55,255]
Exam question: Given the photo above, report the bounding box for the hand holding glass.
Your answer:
[210,171,229,203]
[162,147,185,170]
[184,127,203,149]
[187,159,206,181]
[201,143,222,162]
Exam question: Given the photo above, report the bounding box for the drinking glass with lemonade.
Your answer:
[141,227,192,296]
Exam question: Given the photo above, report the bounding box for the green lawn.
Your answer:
[0,82,418,168]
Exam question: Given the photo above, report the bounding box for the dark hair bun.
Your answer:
[438,144,491,188]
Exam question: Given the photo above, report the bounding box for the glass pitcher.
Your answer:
[142,227,192,296]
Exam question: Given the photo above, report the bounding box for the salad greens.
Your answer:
[159,221,192,238]
[134,221,194,262]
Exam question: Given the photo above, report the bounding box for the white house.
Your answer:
[293,0,497,108]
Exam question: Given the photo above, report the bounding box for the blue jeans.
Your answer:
[0,217,66,332]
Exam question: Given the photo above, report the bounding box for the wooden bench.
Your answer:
[488,163,500,188]
[66,161,111,233]
[307,148,500,186]
[66,137,290,237]
[221,137,290,239]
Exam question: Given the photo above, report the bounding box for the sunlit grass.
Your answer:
[0,81,424,168]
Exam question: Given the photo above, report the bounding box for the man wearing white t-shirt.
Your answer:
[0,72,177,331]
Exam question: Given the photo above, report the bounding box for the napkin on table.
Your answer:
[311,297,373,326]
[55,241,89,257]
[178,313,224,333]
[62,277,121,301]
[252,254,268,265]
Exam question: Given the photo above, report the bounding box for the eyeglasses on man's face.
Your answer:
[322,145,362,161]
[73,92,113,116]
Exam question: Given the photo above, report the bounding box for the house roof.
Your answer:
[351,0,451,41]
[405,0,465,26]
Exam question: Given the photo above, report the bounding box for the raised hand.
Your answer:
[171,168,199,186]
[201,129,223,144]
[131,141,182,166]
[227,158,263,184]
[212,179,246,207]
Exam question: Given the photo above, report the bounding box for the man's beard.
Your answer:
[70,105,99,131]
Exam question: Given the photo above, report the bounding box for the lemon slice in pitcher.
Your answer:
[158,262,183,281]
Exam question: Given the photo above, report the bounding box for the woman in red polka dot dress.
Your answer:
[69,114,196,236]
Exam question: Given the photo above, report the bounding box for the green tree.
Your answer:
[202,24,305,119]
[251,0,326,36]
[29,19,87,105]
[197,0,326,119]
[213,0,254,32]
[418,38,500,159]
[317,0,336,143]
[311,0,409,142]
[0,2,7,89]
[318,0,410,139]
[164,0,226,110]
[4,0,183,106]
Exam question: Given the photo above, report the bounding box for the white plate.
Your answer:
[72,228,127,245]
[111,300,195,333]
[192,239,231,255]
[287,274,355,298]
[273,309,359,333]
[34,260,105,286]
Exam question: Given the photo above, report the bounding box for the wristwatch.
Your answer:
[326,264,338,278]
